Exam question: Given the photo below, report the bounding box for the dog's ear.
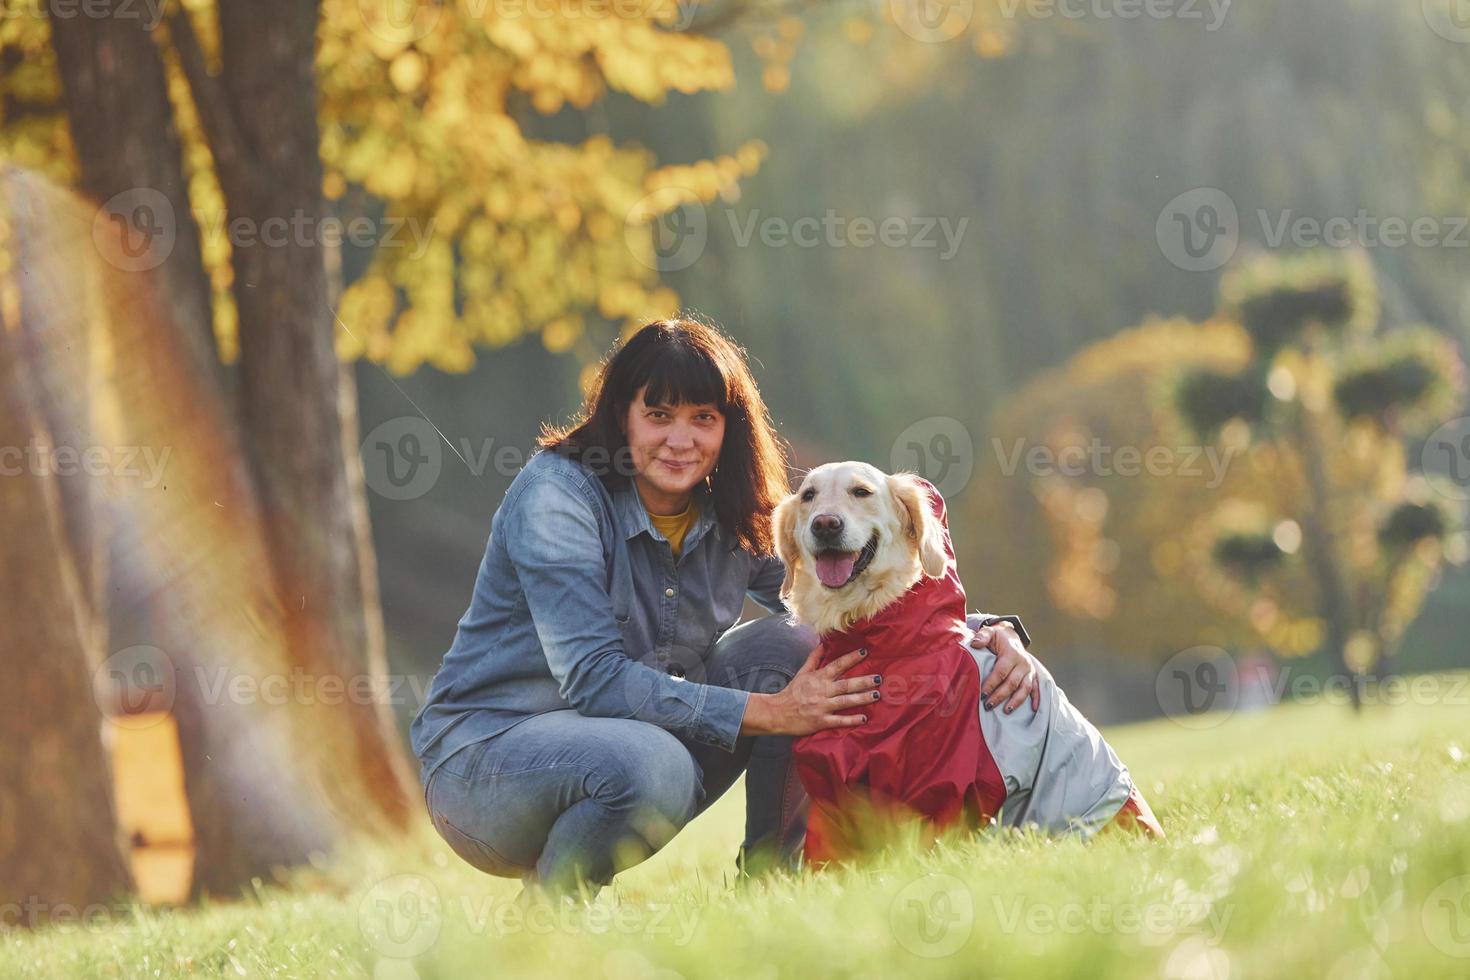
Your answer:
[772,492,801,598]
[888,473,946,578]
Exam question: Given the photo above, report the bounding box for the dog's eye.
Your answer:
[800,488,815,502]
[851,486,873,497]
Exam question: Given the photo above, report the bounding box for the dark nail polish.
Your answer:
[861,715,869,723]
[860,649,868,657]
[874,674,883,684]
[984,701,993,711]
[872,691,881,700]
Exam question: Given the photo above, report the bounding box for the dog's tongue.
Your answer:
[815,551,856,588]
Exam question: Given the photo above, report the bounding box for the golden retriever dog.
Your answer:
[773,461,1162,864]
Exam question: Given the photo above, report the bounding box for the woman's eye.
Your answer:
[800,488,815,502]
[852,487,872,498]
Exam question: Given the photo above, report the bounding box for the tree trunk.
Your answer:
[208,0,418,824]
[45,1,413,895]
[46,0,219,382]
[0,214,133,922]
[1295,405,1363,711]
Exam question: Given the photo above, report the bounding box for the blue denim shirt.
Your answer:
[409,448,1028,784]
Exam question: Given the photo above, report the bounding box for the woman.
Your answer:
[409,317,1041,899]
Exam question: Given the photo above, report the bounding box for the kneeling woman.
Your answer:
[410,318,1040,898]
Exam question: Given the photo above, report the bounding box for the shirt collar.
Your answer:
[613,477,718,551]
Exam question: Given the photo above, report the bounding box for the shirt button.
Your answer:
[664,587,675,598]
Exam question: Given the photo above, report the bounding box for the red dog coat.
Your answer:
[791,479,1160,864]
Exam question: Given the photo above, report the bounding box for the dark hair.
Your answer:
[538,317,790,555]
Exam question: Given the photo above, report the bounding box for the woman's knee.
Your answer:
[594,727,702,828]
[711,614,818,691]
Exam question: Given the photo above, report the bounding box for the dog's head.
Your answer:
[772,462,948,634]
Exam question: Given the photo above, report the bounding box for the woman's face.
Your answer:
[622,385,725,512]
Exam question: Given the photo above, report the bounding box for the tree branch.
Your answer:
[164,7,258,204]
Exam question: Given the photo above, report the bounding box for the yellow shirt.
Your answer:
[649,501,699,560]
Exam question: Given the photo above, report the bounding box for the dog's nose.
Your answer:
[811,513,844,539]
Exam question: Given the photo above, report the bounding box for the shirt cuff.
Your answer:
[694,683,751,753]
[969,612,1032,650]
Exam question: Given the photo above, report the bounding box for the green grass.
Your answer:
[7,674,1470,979]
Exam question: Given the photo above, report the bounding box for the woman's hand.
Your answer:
[971,623,1041,713]
[741,645,881,737]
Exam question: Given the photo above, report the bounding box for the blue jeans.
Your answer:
[423,615,819,894]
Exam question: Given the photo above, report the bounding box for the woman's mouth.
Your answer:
[813,533,879,589]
